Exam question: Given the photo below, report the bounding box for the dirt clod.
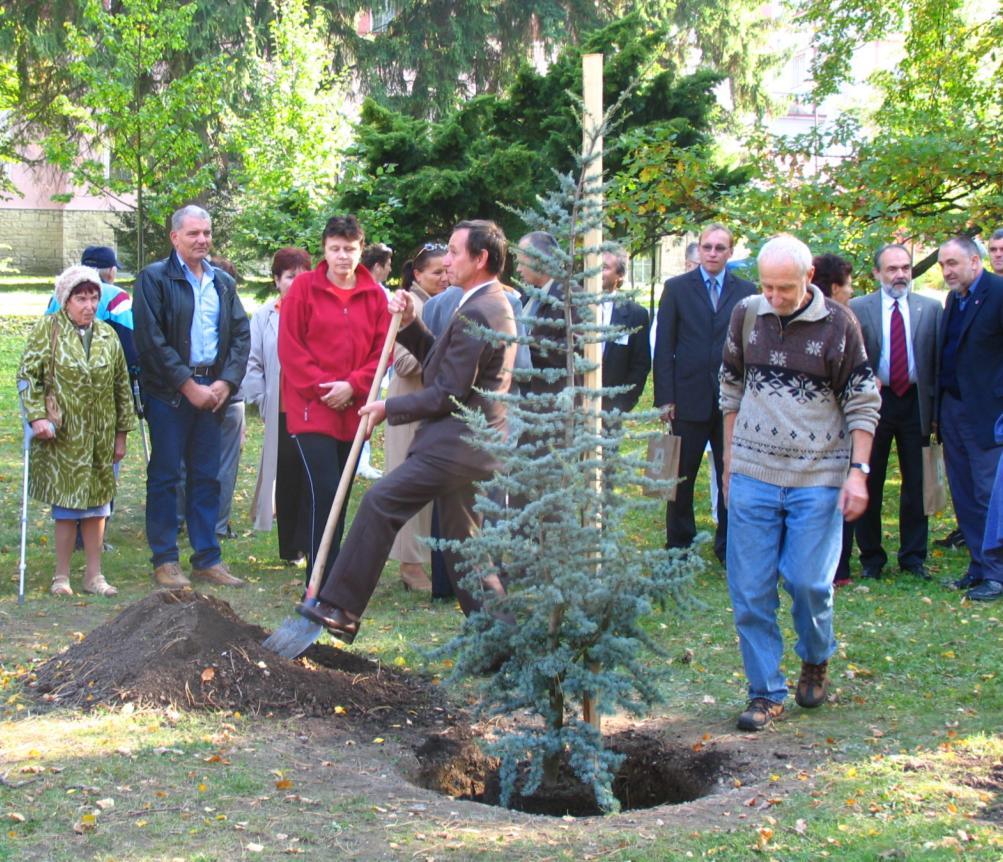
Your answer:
[31,589,444,722]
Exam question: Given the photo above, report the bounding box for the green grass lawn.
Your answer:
[0,311,1000,861]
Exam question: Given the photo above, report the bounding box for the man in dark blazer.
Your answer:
[653,223,757,562]
[849,244,942,580]
[601,245,650,414]
[298,220,518,641]
[937,236,1003,600]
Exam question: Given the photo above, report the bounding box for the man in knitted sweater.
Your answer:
[719,234,881,731]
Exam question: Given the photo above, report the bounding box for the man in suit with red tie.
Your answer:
[297,220,518,641]
[849,244,942,580]
[937,236,1003,601]
[653,223,756,563]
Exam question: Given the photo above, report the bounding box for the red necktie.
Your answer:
[889,299,909,397]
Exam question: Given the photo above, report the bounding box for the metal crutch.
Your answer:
[16,379,35,606]
[131,374,150,463]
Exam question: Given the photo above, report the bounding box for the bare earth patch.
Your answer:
[30,589,445,722]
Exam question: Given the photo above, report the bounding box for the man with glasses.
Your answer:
[653,223,756,565]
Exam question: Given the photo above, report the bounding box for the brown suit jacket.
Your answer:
[386,281,517,471]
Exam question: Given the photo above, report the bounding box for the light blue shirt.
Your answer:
[178,254,220,365]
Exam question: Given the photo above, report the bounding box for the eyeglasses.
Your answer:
[700,243,730,253]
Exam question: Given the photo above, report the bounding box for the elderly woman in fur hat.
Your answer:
[18,265,135,596]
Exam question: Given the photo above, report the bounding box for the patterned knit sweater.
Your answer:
[719,285,881,488]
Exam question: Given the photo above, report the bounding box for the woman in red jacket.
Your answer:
[278,215,391,588]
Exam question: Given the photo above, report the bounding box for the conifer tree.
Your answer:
[435,96,702,813]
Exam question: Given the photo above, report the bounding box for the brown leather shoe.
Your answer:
[400,563,432,592]
[737,698,785,731]
[191,562,245,588]
[153,562,191,588]
[795,660,829,708]
[295,600,360,644]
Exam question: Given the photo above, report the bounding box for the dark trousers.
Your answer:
[275,412,309,561]
[835,520,854,581]
[429,503,453,599]
[318,451,505,619]
[144,384,222,569]
[295,434,355,591]
[855,385,928,572]
[940,393,1003,582]
[666,412,728,562]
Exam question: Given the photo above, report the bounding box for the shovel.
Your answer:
[263,310,401,658]
[16,379,35,606]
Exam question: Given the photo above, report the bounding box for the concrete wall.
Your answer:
[0,209,121,275]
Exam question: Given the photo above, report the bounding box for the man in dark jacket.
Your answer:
[600,245,650,414]
[653,223,757,564]
[133,205,250,589]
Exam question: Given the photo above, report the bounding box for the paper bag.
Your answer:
[645,432,682,500]
[923,442,947,515]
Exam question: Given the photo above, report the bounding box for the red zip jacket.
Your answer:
[278,261,391,441]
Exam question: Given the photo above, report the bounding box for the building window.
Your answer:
[371,2,398,33]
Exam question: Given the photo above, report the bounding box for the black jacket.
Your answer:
[133,252,250,405]
[603,297,651,413]
[653,267,756,421]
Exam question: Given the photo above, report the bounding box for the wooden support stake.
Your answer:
[581,52,603,732]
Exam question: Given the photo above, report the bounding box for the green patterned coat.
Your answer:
[18,311,136,509]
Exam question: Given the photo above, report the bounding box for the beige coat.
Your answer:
[386,287,433,564]
[244,297,282,531]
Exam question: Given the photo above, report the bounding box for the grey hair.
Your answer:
[606,244,628,277]
[990,228,1003,242]
[519,230,559,256]
[171,205,211,232]
[941,235,981,259]
[757,233,813,278]
[684,241,700,263]
[873,243,912,270]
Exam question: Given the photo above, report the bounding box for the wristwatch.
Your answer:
[850,462,871,474]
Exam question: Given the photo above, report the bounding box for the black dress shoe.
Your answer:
[295,600,360,644]
[966,580,1003,601]
[951,572,982,590]
[900,565,931,580]
[934,528,966,549]
[859,567,883,580]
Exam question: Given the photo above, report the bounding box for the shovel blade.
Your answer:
[262,613,322,659]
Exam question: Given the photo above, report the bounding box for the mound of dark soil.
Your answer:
[412,727,732,816]
[31,589,445,722]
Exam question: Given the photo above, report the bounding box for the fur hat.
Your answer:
[54,265,102,308]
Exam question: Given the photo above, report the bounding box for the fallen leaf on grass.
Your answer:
[201,668,215,683]
[95,798,114,810]
[73,813,97,834]
[7,813,25,823]
[793,818,807,835]
[246,842,263,853]
[275,779,292,790]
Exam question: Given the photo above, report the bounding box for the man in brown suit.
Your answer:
[298,220,518,642]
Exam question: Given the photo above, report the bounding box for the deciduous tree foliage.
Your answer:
[699,0,1002,272]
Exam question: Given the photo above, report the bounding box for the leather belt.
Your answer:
[190,365,214,376]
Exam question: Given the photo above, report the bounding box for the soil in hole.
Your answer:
[412,727,732,816]
[31,589,446,723]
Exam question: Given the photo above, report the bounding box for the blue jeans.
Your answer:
[145,384,222,569]
[726,473,841,703]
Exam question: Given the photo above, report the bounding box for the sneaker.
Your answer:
[191,562,245,588]
[153,562,191,588]
[737,698,785,731]
[795,660,829,708]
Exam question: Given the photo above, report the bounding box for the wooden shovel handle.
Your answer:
[304,310,402,599]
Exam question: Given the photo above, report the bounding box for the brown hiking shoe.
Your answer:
[795,660,829,708]
[153,562,191,588]
[737,698,785,731]
[191,562,245,588]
